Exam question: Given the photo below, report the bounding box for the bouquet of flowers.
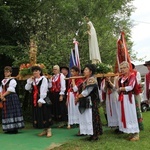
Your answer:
[96,63,112,74]
[19,63,47,76]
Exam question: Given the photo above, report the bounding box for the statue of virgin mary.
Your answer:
[85,17,101,64]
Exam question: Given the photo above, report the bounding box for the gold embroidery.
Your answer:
[87,77,97,85]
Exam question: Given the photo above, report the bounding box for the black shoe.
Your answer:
[114,129,123,134]
[118,131,123,134]
[88,136,98,141]
[5,130,18,134]
[114,129,119,133]
[99,131,103,135]
[76,133,85,136]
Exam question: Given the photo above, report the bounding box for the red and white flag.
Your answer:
[69,39,81,71]
[114,31,132,73]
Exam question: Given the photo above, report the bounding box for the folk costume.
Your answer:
[100,79,108,125]
[118,73,139,134]
[67,78,83,125]
[132,70,144,130]
[60,66,70,125]
[144,72,150,100]
[25,76,51,129]
[78,76,103,138]
[143,60,150,101]
[0,78,24,132]
[49,73,66,121]
[101,78,119,127]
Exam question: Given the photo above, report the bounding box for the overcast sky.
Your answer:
[131,0,150,65]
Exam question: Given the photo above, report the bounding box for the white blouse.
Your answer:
[25,76,48,104]
[121,78,135,92]
[0,78,16,93]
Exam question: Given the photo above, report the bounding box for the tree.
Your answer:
[0,0,135,72]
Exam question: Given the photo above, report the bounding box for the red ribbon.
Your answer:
[67,89,71,106]
[2,87,7,118]
[108,90,112,116]
[119,92,126,128]
[128,92,132,104]
[33,85,38,107]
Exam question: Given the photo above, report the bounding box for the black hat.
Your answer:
[143,61,150,66]
[60,66,69,72]
[84,64,96,75]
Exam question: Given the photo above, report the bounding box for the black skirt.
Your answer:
[33,104,52,129]
[50,92,67,122]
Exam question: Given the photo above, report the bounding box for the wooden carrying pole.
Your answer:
[12,73,119,80]
[64,73,120,80]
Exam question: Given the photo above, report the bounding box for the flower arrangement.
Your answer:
[19,63,47,76]
[96,63,112,74]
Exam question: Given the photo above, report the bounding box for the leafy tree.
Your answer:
[0,0,135,72]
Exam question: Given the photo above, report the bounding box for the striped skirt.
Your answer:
[2,93,24,131]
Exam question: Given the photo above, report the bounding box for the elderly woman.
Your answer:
[117,61,140,141]
[0,66,24,134]
[76,64,103,141]
[25,66,52,137]
[49,65,66,126]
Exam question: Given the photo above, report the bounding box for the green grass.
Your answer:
[0,108,150,150]
[52,111,150,150]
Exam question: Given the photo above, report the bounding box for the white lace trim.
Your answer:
[119,120,140,133]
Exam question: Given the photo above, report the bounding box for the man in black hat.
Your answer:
[60,66,69,77]
[143,60,150,103]
[57,66,69,127]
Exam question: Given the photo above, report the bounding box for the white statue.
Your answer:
[85,17,102,64]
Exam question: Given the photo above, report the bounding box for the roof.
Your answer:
[135,64,149,76]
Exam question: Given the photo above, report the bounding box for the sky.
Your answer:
[130,0,150,65]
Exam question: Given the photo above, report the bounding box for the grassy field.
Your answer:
[52,110,150,150]
[0,109,150,150]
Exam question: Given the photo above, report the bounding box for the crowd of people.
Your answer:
[0,60,150,141]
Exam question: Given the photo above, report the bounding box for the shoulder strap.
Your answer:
[37,78,44,87]
[6,78,14,85]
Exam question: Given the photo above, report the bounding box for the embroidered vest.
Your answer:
[132,70,142,93]
[50,74,61,92]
